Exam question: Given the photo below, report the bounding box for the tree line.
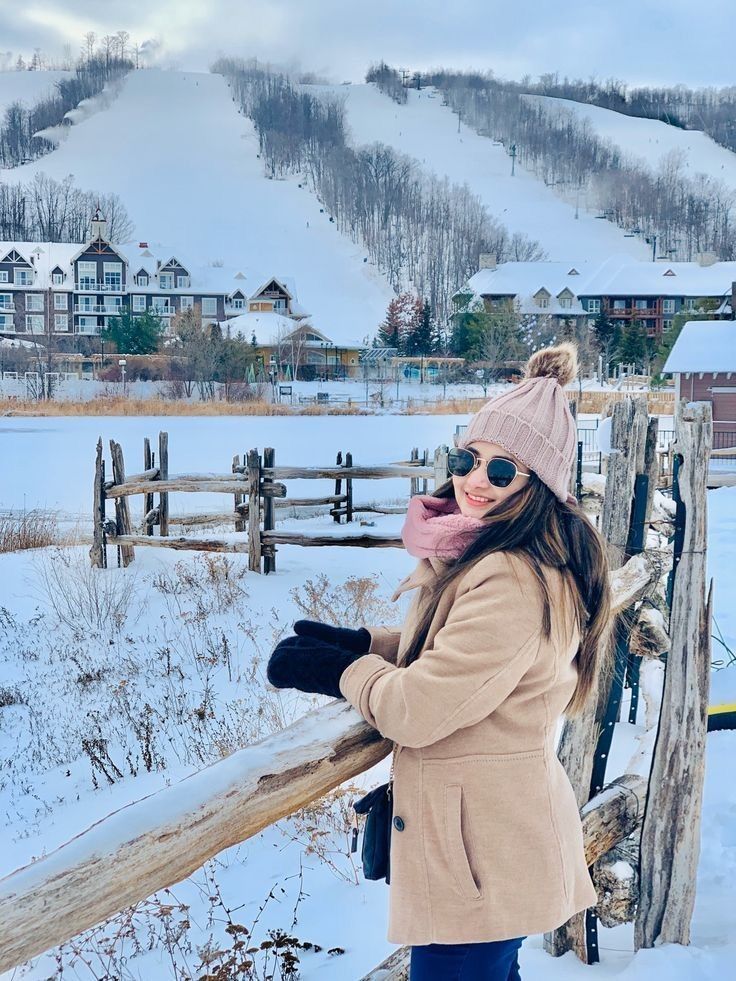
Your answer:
[0,173,133,243]
[213,58,545,323]
[424,69,736,262]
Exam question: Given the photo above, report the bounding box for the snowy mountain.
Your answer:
[0,69,72,120]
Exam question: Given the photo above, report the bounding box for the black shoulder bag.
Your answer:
[351,779,393,883]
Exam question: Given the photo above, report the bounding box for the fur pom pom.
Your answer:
[525,342,578,387]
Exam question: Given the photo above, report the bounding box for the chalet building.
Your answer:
[461,255,736,341]
[0,210,310,350]
[663,320,736,441]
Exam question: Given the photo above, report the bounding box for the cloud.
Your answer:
[3,0,734,87]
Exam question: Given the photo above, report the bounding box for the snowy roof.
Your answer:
[468,255,736,300]
[222,311,303,345]
[663,320,736,373]
[0,239,307,303]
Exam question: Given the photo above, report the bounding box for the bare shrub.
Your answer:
[35,548,142,635]
[289,573,396,628]
[152,554,249,614]
[0,510,58,552]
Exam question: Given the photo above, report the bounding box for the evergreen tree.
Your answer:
[376,293,423,353]
[406,300,434,356]
[616,318,647,369]
[591,308,620,377]
[102,306,165,355]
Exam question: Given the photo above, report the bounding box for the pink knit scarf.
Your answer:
[401,494,487,560]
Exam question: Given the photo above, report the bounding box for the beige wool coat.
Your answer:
[339,549,598,946]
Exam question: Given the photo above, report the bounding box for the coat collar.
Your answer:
[391,556,449,602]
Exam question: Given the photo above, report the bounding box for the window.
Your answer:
[559,297,572,309]
[103,261,122,291]
[151,298,173,314]
[14,268,32,285]
[536,296,549,309]
[54,293,67,311]
[132,295,146,312]
[180,295,193,311]
[136,273,149,287]
[231,297,244,309]
[201,297,217,316]
[26,293,44,311]
[0,313,13,329]
[0,271,8,283]
[54,314,68,331]
[159,273,174,290]
[77,296,94,312]
[78,316,98,331]
[176,275,190,288]
[273,298,287,312]
[0,293,12,310]
[685,298,697,311]
[26,315,44,333]
[587,298,601,314]
[52,272,64,285]
[613,299,626,310]
[635,299,648,310]
[663,319,674,331]
[662,298,675,314]
[77,261,96,288]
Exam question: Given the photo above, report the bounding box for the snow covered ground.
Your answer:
[312,83,651,263]
[4,69,394,348]
[0,417,733,979]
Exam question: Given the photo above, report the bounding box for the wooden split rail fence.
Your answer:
[91,435,440,573]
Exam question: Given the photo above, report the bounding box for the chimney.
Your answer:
[138,242,148,249]
[479,253,497,271]
[696,251,718,267]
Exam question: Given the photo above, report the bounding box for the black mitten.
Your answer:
[266,635,366,698]
[293,620,371,655]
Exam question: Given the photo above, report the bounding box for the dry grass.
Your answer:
[0,388,675,417]
[0,510,59,553]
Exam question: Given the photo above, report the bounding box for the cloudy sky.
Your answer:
[1,0,732,88]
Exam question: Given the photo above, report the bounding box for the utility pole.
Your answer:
[510,144,517,176]
[457,108,463,133]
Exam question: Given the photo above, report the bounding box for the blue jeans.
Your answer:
[410,936,524,981]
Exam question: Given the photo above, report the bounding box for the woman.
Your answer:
[267,342,612,980]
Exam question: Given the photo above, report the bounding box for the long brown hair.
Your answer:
[401,476,612,716]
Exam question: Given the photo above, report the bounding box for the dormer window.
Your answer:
[135,272,149,287]
[176,275,191,289]
[159,273,174,290]
[52,270,64,285]
[559,297,572,309]
[534,289,550,309]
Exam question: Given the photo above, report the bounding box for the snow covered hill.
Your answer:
[535,95,736,193]
[0,69,72,120]
[4,69,394,347]
[310,83,651,263]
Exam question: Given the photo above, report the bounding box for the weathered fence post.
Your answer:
[433,445,448,489]
[262,447,276,573]
[422,447,429,494]
[409,447,418,497]
[345,451,354,522]
[143,438,154,537]
[233,454,246,533]
[635,401,713,949]
[109,440,134,568]
[333,450,343,522]
[89,438,107,569]
[158,431,169,538]
[545,396,650,963]
[247,448,262,572]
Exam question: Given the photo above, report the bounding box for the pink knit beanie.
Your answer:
[456,343,578,503]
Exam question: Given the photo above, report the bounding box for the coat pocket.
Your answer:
[445,784,482,901]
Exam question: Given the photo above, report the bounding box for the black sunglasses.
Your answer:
[447,447,531,488]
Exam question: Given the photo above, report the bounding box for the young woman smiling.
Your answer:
[267,343,612,980]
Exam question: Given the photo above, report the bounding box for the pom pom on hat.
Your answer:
[525,342,578,388]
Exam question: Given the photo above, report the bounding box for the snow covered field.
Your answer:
[313,83,650,263]
[0,416,734,979]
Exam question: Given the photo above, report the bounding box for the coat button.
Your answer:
[393,816,405,831]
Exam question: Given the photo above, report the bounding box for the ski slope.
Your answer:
[0,69,72,120]
[311,83,650,263]
[4,69,394,347]
[536,95,736,192]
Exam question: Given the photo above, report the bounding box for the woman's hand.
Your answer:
[266,634,367,698]
[293,620,371,655]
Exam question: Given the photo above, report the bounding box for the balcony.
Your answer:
[74,304,124,315]
[75,281,124,293]
[150,306,175,317]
